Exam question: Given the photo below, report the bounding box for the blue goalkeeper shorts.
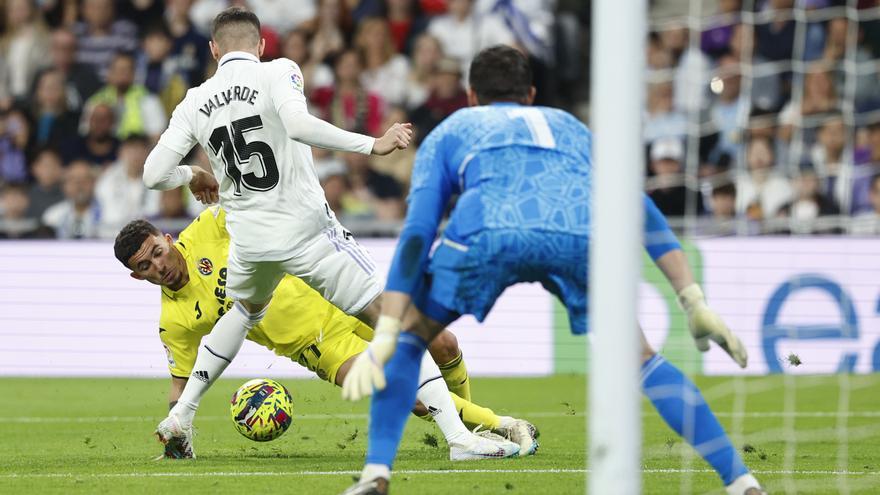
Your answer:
[412,229,589,334]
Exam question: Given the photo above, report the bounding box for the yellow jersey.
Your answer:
[159,207,372,383]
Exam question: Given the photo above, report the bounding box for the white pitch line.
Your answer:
[5,410,880,424]
[1,468,877,480]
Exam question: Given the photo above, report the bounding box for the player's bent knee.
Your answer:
[428,330,460,364]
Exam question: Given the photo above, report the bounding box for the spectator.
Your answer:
[189,0,229,35]
[45,28,102,112]
[746,109,788,170]
[710,54,748,162]
[356,17,410,108]
[779,166,841,234]
[405,33,443,110]
[42,160,102,239]
[318,160,351,220]
[0,183,40,238]
[701,0,741,58]
[86,52,167,140]
[300,0,351,64]
[710,181,736,221]
[60,102,119,166]
[30,69,80,149]
[371,106,416,185]
[702,181,739,236]
[341,151,405,221]
[385,0,430,55]
[644,81,687,143]
[809,114,851,211]
[153,189,191,221]
[94,134,159,238]
[26,148,65,219]
[736,136,793,220]
[646,137,704,217]
[729,23,781,112]
[312,50,384,136]
[779,64,839,141]
[247,0,316,35]
[165,0,211,87]
[0,107,31,184]
[427,0,515,76]
[73,0,139,79]
[851,122,880,214]
[660,24,711,114]
[281,29,334,91]
[0,0,50,101]
[409,56,468,143]
[139,24,188,116]
[823,17,880,111]
[849,175,880,234]
[755,0,795,62]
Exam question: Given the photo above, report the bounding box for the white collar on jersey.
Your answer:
[218,51,260,67]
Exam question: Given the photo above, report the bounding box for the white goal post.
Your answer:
[588,0,647,493]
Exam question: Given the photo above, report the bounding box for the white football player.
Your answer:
[142,7,516,459]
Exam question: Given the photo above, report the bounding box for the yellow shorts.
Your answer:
[293,311,374,385]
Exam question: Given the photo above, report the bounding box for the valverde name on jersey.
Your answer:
[198,85,260,118]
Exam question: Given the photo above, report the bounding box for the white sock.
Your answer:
[414,352,470,444]
[171,302,266,425]
[361,463,390,482]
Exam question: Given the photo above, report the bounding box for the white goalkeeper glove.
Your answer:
[341,315,401,401]
[678,283,748,369]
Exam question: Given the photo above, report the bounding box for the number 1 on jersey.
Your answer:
[208,115,279,195]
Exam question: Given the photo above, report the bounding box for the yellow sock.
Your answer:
[439,352,471,401]
[450,392,501,430]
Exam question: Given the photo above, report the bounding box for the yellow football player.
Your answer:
[114,207,538,459]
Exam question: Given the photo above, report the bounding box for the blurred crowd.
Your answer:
[645,0,880,235]
[0,0,588,239]
[1,0,879,240]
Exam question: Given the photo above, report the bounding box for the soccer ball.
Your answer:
[230,378,293,442]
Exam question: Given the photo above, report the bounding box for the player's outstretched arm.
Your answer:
[644,196,748,368]
[142,143,218,204]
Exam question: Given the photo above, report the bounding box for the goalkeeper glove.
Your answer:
[341,315,401,401]
[677,283,748,368]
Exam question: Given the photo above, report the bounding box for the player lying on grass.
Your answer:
[113,207,538,460]
[340,46,764,495]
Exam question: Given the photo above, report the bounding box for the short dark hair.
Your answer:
[712,182,736,198]
[212,7,261,42]
[468,45,532,105]
[114,220,160,268]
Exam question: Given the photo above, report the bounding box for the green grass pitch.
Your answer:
[2,375,879,494]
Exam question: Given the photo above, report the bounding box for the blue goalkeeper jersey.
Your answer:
[386,102,680,296]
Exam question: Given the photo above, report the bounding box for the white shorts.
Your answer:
[226,222,383,316]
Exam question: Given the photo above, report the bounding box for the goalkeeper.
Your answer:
[341,46,763,495]
[113,207,536,460]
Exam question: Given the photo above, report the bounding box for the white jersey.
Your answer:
[158,51,366,261]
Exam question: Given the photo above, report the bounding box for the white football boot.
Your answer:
[155,414,195,459]
[726,473,766,495]
[448,426,520,461]
[494,416,539,456]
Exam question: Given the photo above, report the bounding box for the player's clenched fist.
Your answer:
[372,122,413,156]
[188,166,219,205]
